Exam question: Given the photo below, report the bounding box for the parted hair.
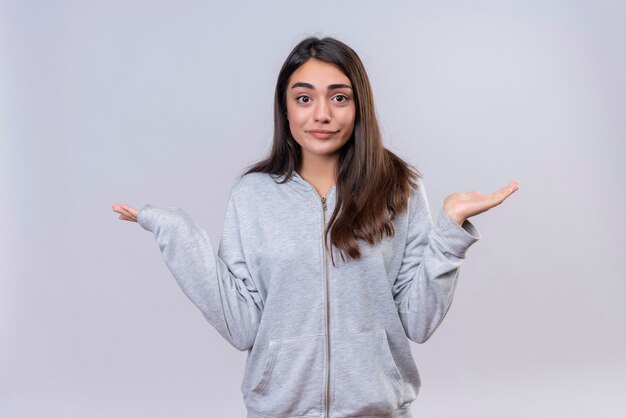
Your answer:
[243,36,422,266]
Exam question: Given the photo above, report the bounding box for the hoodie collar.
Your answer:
[292,171,336,199]
[273,170,337,201]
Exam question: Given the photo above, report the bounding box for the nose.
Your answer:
[314,100,331,123]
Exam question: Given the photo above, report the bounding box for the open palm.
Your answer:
[443,180,520,225]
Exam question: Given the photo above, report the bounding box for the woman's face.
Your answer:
[285,58,356,168]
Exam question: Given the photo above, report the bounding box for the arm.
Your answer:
[137,191,262,351]
[392,177,481,344]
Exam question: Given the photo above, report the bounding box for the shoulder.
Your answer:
[232,172,270,191]
[228,172,276,205]
[407,176,430,220]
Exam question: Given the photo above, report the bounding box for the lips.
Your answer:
[307,129,338,139]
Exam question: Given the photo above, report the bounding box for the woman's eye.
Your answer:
[333,94,349,103]
[296,95,311,104]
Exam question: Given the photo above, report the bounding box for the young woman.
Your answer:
[113,36,518,418]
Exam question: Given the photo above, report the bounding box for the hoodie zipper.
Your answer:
[321,195,331,418]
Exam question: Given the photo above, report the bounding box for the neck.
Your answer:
[297,154,338,198]
[297,154,337,183]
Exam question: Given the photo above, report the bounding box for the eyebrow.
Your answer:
[290,82,353,90]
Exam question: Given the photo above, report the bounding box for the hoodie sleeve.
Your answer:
[392,177,480,344]
[137,191,263,352]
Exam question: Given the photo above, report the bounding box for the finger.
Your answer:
[484,185,513,206]
[496,181,519,195]
[112,203,132,213]
[127,207,139,219]
[504,181,519,196]
[121,204,137,213]
[118,205,138,220]
[128,206,139,218]
[112,205,126,216]
[116,205,132,217]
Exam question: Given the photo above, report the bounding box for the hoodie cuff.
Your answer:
[432,208,481,258]
[137,204,157,232]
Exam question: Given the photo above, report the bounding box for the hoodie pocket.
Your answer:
[333,329,404,416]
[248,333,325,417]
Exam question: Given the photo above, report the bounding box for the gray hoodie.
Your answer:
[137,170,480,418]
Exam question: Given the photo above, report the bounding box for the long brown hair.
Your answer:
[243,36,422,266]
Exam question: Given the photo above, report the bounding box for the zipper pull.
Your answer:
[321,196,327,212]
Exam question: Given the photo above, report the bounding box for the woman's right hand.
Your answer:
[112,203,139,223]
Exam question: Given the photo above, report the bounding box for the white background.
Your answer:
[1,0,625,417]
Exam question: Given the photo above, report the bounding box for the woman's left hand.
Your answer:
[443,180,520,225]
